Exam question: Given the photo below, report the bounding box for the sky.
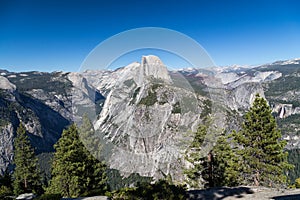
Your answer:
[0,0,300,72]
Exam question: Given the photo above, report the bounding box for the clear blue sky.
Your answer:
[0,0,300,72]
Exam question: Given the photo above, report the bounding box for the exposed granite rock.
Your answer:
[0,123,14,174]
[0,75,16,91]
[0,56,299,179]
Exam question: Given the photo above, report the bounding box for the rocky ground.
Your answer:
[188,186,300,200]
[60,187,300,200]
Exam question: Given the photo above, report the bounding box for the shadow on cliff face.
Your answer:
[17,92,70,153]
[188,186,254,200]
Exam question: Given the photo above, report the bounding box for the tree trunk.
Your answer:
[24,177,27,191]
[254,171,260,186]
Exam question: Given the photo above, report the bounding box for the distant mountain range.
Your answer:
[0,56,299,182]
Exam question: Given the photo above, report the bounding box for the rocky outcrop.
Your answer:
[16,193,36,200]
[0,76,16,91]
[68,72,105,122]
[89,56,200,180]
[140,55,172,83]
[225,83,265,110]
[0,56,299,179]
[0,71,72,174]
[272,104,300,118]
[0,124,14,174]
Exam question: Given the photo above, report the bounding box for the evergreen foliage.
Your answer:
[79,114,101,159]
[47,123,107,197]
[183,117,241,188]
[0,170,13,199]
[110,179,186,200]
[12,123,42,195]
[287,149,300,183]
[78,115,108,194]
[36,152,53,187]
[183,121,208,188]
[295,177,300,188]
[0,169,12,189]
[206,132,241,187]
[184,94,293,189]
[232,94,293,187]
[106,169,152,191]
[0,185,12,200]
[35,193,62,200]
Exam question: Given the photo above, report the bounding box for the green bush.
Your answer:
[295,178,300,188]
[35,193,62,200]
[0,185,13,199]
[80,188,107,197]
[111,180,187,200]
[111,187,136,200]
[139,90,157,106]
[172,102,181,114]
[107,169,152,191]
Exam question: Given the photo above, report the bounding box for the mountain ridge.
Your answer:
[0,56,299,181]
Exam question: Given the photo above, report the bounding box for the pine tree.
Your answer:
[209,132,241,187]
[184,121,208,188]
[0,169,13,198]
[47,123,107,197]
[232,94,293,187]
[184,116,241,188]
[79,115,107,193]
[79,114,102,159]
[13,123,41,195]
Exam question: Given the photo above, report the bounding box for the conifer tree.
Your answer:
[47,123,107,197]
[184,121,208,188]
[0,169,13,198]
[79,114,102,159]
[13,123,41,195]
[184,116,241,188]
[79,115,107,193]
[208,132,241,187]
[232,94,293,187]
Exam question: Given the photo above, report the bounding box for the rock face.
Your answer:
[140,55,172,82]
[87,56,200,180]
[273,104,295,118]
[0,71,72,174]
[68,72,104,122]
[0,56,300,180]
[0,76,16,91]
[0,124,14,174]
[16,193,36,200]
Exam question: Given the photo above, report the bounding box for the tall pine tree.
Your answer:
[47,123,107,197]
[79,114,102,160]
[232,94,293,187]
[79,115,107,194]
[13,123,41,195]
[184,116,241,188]
[208,132,241,187]
[184,122,208,188]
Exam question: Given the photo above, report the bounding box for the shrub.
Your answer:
[0,185,13,199]
[111,180,187,200]
[139,90,157,106]
[295,177,300,188]
[80,188,107,197]
[35,193,62,200]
